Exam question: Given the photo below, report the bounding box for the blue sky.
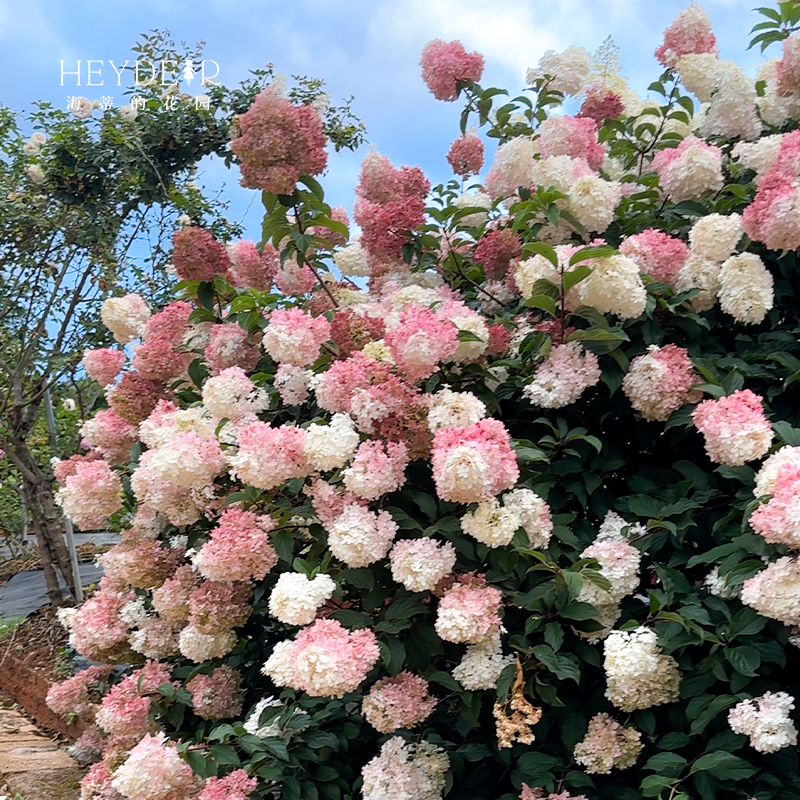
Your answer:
[0,0,774,242]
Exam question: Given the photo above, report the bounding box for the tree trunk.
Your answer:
[12,438,77,606]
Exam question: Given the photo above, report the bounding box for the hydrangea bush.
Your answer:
[47,4,800,799]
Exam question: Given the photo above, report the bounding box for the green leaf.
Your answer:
[525,241,559,267]
[197,281,217,313]
[429,671,462,692]
[210,743,241,766]
[725,645,761,677]
[643,752,688,777]
[567,327,629,343]
[563,264,593,292]
[524,294,557,316]
[691,751,756,780]
[569,244,618,264]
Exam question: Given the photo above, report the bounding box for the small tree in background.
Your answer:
[0,31,364,603]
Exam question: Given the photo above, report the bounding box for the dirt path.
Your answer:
[0,696,81,800]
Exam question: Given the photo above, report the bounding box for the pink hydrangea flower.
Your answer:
[342,439,409,500]
[431,417,519,504]
[435,573,503,643]
[99,531,180,590]
[69,581,135,662]
[330,307,386,360]
[692,389,773,466]
[96,661,172,736]
[362,671,437,733]
[82,348,126,387]
[143,301,193,344]
[523,343,601,409]
[227,239,279,290]
[275,261,317,296]
[474,228,522,281]
[198,770,257,800]
[188,580,252,635]
[622,344,700,422]
[131,334,189,382]
[447,132,485,177]
[80,409,138,465]
[262,307,331,366]
[750,463,800,548]
[385,305,459,381]
[171,226,230,283]
[538,115,606,171]
[270,618,381,697]
[111,731,201,800]
[152,565,199,622]
[655,2,719,69]
[204,323,261,375]
[186,666,243,720]
[228,421,311,490]
[652,136,724,202]
[46,665,112,720]
[56,460,122,530]
[230,87,328,195]
[578,84,625,125]
[619,229,689,286]
[353,151,430,261]
[742,135,800,251]
[193,508,278,581]
[420,39,484,101]
[107,371,165,424]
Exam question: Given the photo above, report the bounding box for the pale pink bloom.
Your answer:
[198,770,257,800]
[264,618,380,697]
[362,737,449,800]
[326,503,398,568]
[523,343,601,409]
[193,508,278,581]
[362,672,437,733]
[389,537,456,593]
[262,307,331,366]
[651,136,723,202]
[204,324,261,375]
[228,421,311,489]
[538,115,605,171]
[741,556,800,626]
[82,348,126,386]
[111,732,201,800]
[227,239,279,290]
[275,363,312,405]
[420,39,484,101]
[101,294,151,344]
[431,417,519,504]
[751,466,800,548]
[202,365,268,420]
[80,409,138,465]
[96,661,172,736]
[776,33,800,98]
[46,665,112,720]
[230,87,328,195]
[56,460,122,530]
[435,574,503,644]
[384,305,459,381]
[655,2,718,69]
[99,531,179,590]
[692,389,773,466]
[622,344,700,422]
[275,260,317,296]
[619,229,688,286]
[573,712,643,774]
[729,692,798,753]
[152,565,199,623]
[68,581,135,662]
[343,440,409,500]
